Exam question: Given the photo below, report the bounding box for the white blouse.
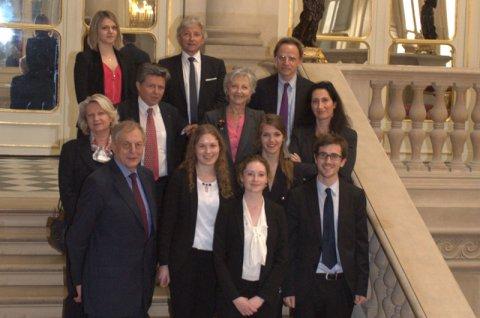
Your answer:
[192,178,219,251]
[242,198,268,281]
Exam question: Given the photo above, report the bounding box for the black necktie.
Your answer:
[322,188,337,269]
[188,56,198,123]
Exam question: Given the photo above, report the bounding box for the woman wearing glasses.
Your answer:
[289,81,357,183]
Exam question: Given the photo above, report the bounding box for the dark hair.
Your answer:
[313,133,349,159]
[180,124,233,199]
[123,33,136,44]
[273,37,304,58]
[236,155,271,187]
[136,63,170,83]
[257,114,294,189]
[307,81,350,133]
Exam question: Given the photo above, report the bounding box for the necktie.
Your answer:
[144,108,159,180]
[322,188,337,269]
[279,82,289,129]
[188,56,198,123]
[129,173,149,237]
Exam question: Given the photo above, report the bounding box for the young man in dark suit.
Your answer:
[283,133,369,318]
[158,16,227,131]
[66,121,158,317]
[117,63,186,206]
[249,37,313,142]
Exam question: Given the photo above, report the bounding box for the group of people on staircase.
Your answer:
[59,10,368,318]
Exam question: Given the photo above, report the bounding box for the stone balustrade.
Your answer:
[337,65,480,172]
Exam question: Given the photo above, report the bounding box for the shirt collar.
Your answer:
[317,178,339,197]
[114,157,137,177]
[182,50,201,63]
[278,73,297,88]
[138,96,158,116]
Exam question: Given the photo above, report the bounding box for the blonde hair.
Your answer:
[77,94,118,135]
[180,124,233,199]
[87,10,122,50]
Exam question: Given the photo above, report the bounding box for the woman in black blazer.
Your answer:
[59,94,118,317]
[289,81,357,183]
[74,10,134,105]
[158,124,234,318]
[214,155,288,318]
[203,67,264,171]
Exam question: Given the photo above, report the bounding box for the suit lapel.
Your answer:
[234,199,244,246]
[190,173,199,235]
[131,99,140,122]
[306,179,322,244]
[159,102,173,167]
[78,136,97,171]
[217,108,233,162]
[198,55,208,109]
[235,108,254,162]
[270,75,279,114]
[109,161,146,231]
[174,55,188,114]
[138,167,157,233]
[337,179,349,249]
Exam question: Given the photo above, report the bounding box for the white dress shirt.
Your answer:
[316,179,344,274]
[138,97,168,177]
[242,198,268,281]
[276,74,297,144]
[192,178,219,251]
[181,50,202,123]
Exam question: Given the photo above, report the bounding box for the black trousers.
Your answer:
[294,274,354,318]
[63,229,86,318]
[169,249,217,318]
[218,279,279,318]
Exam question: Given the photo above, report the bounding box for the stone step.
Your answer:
[206,37,263,46]
[205,44,268,60]
[0,255,64,286]
[0,285,169,318]
[0,210,53,227]
[0,227,60,256]
[206,26,262,38]
[418,205,480,229]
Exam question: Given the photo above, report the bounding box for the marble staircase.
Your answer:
[0,197,169,318]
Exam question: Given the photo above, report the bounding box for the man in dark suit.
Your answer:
[66,121,158,317]
[121,33,151,73]
[249,37,313,142]
[283,134,369,318]
[158,16,227,131]
[117,63,186,206]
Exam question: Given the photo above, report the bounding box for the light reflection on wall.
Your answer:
[0,28,14,45]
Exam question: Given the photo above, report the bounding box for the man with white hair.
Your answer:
[159,16,227,129]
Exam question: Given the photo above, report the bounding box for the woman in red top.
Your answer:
[74,10,134,105]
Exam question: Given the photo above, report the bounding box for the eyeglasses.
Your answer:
[276,55,298,63]
[316,152,343,161]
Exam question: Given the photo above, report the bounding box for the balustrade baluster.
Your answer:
[369,80,387,141]
[407,82,428,170]
[429,84,449,170]
[449,84,469,171]
[469,84,480,171]
[387,82,407,169]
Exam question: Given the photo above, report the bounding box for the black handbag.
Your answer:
[46,199,66,254]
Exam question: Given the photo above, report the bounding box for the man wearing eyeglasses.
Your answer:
[249,36,313,143]
[283,133,369,318]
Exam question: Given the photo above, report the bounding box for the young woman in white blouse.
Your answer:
[158,124,234,317]
[214,155,288,317]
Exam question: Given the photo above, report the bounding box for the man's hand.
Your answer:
[182,124,198,136]
[157,265,170,287]
[283,296,295,308]
[74,285,82,303]
[248,296,264,311]
[233,296,256,316]
[354,295,367,305]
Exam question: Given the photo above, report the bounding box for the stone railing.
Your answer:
[301,63,476,317]
[337,65,480,172]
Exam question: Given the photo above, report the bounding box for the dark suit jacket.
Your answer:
[120,43,150,73]
[66,160,158,317]
[117,99,187,175]
[158,168,231,275]
[249,74,314,127]
[283,178,369,300]
[203,107,264,168]
[74,47,135,103]
[263,164,308,208]
[289,126,357,183]
[158,54,227,122]
[58,135,105,224]
[213,198,288,305]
